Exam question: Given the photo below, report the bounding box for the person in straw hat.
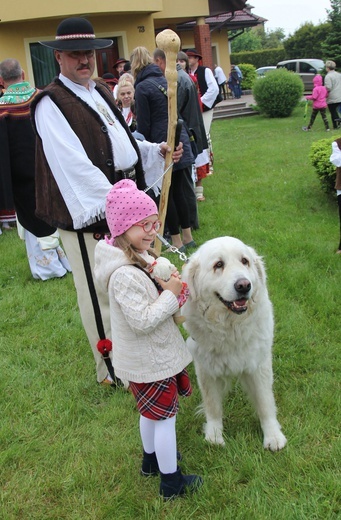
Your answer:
[31,17,183,388]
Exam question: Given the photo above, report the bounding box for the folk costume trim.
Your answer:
[0,82,37,105]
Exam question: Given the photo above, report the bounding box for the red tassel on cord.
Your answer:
[97,339,112,355]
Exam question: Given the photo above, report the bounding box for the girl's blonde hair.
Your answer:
[116,79,135,99]
[117,72,134,85]
[130,46,153,79]
[114,234,158,267]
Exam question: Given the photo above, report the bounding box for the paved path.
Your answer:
[216,92,255,108]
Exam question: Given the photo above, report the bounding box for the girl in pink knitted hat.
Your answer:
[94,179,202,499]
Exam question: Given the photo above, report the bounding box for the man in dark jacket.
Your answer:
[133,47,196,251]
[153,48,208,228]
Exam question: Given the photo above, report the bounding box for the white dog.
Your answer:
[182,236,287,451]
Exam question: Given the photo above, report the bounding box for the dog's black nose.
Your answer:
[234,278,251,294]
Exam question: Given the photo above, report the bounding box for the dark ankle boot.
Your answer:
[159,467,203,499]
[141,451,159,476]
[141,451,183,477]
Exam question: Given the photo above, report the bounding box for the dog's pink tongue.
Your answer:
[235,299,247,307]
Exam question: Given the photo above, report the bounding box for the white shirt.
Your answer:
[192,67,219,110]
[214,66,227,85]
[34,74,163,229]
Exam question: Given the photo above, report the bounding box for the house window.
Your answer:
[30,43,59,89]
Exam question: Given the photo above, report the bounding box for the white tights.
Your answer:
[139,415,177,474]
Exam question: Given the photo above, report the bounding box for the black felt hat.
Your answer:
[102,73,118,84]
[39,17,113,51]
[186,49,203,60]
[113,58,129,69]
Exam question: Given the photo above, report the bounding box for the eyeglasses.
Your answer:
[134,220,162,233]
[64,51,95,60]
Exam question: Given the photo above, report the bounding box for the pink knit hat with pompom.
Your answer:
[106,179,158,238]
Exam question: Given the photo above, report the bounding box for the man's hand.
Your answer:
[159,142,183,163]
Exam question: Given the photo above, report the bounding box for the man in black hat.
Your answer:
[31,17,182,388]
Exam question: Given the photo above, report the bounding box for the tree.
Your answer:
[230,29,262,53]
[254,26,285,49]
[322,0,341,67]
[283,22,330,59]
[230,27,285,53]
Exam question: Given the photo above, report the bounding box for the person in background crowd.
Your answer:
[325,60,341,130]
[214,64,228,100]
[31,18,183,387]
[228,65,241,99]
[0,77,16,235]
[176,51,210,204]
[113,58,129,79]
[177,51,210,202]
[0,58,71,279]
[116,79,137,132]
[123,61,132,74]
[101,73,118,94]
[186,49,218,197]
[131,46,196,252]
[154,48,203,228]
[0,209,16,232]
[113,72,134,100]
[234,64,243,97]
[329,137,341,254]
[302,75,330,132]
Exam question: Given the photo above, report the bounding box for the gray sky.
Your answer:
[252,0,331,35]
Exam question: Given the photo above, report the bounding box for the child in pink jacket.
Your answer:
[302,75,330,131]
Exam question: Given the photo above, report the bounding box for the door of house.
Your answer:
[96,37,119,77]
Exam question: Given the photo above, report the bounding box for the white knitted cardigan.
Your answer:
[94,241,192,383]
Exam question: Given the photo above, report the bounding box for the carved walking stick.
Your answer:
[154,29,181,255]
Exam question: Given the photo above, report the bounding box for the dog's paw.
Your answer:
[263,430,287,451]
[204,422,225,446]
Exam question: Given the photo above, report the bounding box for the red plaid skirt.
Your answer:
[129,369,192,420]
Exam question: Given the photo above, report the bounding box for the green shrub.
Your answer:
[252,68,304,117]
[231,48,286,69]
[309,137,336,193]
[238,63,256,90]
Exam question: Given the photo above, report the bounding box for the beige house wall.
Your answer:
[0,1,163,23]
[152,0,208,21]
[0,0,232,85]
[0,15,157,86]
[211,31,231,77]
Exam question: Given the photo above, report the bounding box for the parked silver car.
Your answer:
[256,66,277,77]
[276,59,324,91]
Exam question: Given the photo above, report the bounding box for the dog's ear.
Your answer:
[248,246,267,285]
[183,258,200,301]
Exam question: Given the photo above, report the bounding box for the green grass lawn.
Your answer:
[0,106,340,519]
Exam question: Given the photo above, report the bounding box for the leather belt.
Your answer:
[116,165,136,180]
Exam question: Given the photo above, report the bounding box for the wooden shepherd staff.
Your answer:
[155,29,181,255]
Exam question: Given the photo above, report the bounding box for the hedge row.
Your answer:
[230,48,286,69]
